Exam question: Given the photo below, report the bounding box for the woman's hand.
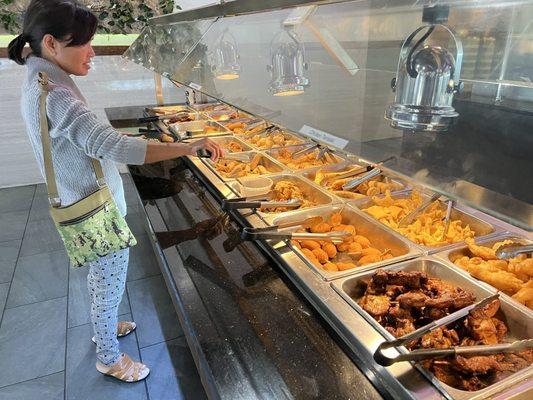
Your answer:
[187,138,225,162]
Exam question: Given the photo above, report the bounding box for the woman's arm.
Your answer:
[46,87,224,165]
[144,137,224,164]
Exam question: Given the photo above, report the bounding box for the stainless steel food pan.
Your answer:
[352,190,502,254]
[169,120,230,138]
[203,152,286,182]
[435,233,533,317]
[331,257,533,400]
[270,204,422,281]
[303,164,407,202]
[266,145,346,172]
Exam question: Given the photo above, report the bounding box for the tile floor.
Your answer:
[0,175,207,400]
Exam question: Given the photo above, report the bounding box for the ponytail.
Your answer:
[8,34,28,65]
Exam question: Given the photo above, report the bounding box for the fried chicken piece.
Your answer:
[372,270,427,289]
[359,295,390,317]
[451,291,476,309]
[452,355,501,375]
[425,294,455,309]
[467,315,499,344]
[421,328,453,349]
[386,318,416,338]
[465,238,498,260]
[388,304,413,320]
[469,299,500,319]
[512,280,533,308]
[492,317,508,340]
[397,291,429,308]
[430,362,462,388]
[425,307,448,320]
[385,285,404,298]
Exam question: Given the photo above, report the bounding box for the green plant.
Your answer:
[96,0,179,34]
[0,0,180,35]
[0,0,21,34]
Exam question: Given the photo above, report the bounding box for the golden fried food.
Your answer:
[314,166,403,198]
[271,148,338,170]
[357,270,531,391]
[241,131,302,149]
[261,181,316,213]
[214,155,271,178]
[453,239,533,309]
[363,190,475,247]
[160,134,174,143]
[225,141,245,153]
[293,212,392,273]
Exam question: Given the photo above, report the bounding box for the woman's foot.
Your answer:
[96,353,150,382]
[92,321,136,344]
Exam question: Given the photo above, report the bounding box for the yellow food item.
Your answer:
[512,280,533,309]
[260,181,316,213]
[314,165,403,198]
[337,262,357,271]
[362,190,475,247]
[322,242,337,258]
[295,212,394,273]
[271,148,337,170]
[240,131,301,149]
[453,239,533,310]
[300,240,321,251]
[310,222,331,233]
[159,133,174,143]
[226,141,244,153]
[330,213,342,227]
[361,247,382,258]
[312,248,329,264]
[354,235,371,248]
[214,156,273,178]
[322,262,339,272]
[359,254,382,266]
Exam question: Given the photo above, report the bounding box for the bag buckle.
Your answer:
[49,196,61,207]
[96,178,106,188]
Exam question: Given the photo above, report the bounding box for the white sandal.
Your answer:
[92,321,136,344]
[96,353,150,382]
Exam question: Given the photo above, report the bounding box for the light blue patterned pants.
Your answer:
[87,248,129,365]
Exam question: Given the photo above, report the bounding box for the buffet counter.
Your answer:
[108,105,387,400]
[107,103,532,400]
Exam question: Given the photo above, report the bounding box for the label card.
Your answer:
[299,125,349,149]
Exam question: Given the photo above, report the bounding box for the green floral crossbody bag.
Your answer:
[38,71,137,267]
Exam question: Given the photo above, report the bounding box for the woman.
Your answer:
[8,0,223,383]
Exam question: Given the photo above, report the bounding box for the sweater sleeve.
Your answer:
[45,86,147,165]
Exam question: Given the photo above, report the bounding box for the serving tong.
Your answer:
[371,293,533,366]
[242,123,277,138]
[241,225,351,243]
[196,149,253,163]
[222,216,323,252]
[138,110,190,124]
[291,142,336,161]
[221,194,302,212]
[496,243,533,259]
[398,193,442,228]
[332,156,396,190]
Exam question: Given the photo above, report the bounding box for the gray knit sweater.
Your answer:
[21,56,147,216]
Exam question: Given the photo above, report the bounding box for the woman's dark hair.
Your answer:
[8,0,97,65]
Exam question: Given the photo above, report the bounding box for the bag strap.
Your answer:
[38,71,106,208]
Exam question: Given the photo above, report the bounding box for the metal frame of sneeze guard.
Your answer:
[123,0,533,230]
